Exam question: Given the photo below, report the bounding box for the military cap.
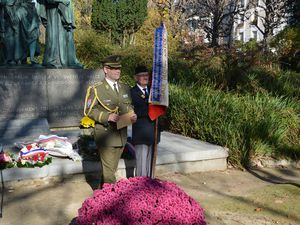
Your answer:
[135,65,149,76]
[101,55,122,68]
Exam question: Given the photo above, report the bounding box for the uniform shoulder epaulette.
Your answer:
[92,81,103,88]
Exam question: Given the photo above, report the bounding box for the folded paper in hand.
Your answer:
[117,111,135,130]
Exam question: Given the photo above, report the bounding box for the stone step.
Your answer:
[1,132,228,182]
[154,132,228,175]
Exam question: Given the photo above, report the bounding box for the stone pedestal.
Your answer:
[0,68,104,144]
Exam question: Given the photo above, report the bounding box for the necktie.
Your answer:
[113,83,118,94]
[143,88,148,97]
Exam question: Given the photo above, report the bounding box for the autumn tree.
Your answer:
[152,0,190,38]
[188,0,242,48]
[152,0,242,47]
[73,0,93,29]
[247,0,296,51]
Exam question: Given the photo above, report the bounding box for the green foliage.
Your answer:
[91,0,147,46]
[167,84,300,167]
[74,6,300,166]
[172,45,300,101]
[167,46,300,166]
[135,16,180,59]
[271,27,300,72]
[91,0,117,41]
[74,29,113,68]
[235,39,260,53]
[116,0,147,46]
[135,8,161,48]
[244,68,300,99]
[113,45,153,86]
[73,0,93,29]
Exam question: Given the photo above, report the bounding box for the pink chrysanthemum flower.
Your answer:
[77,176,206,225]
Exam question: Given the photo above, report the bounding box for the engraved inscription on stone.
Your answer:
[0,69,104,130]
[47,69,104,127]
[0,69,48,120]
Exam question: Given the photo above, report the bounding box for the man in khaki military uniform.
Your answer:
[86,55,137,187]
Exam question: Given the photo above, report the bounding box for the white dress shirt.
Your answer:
[105,78,119,92]
[137,83,148,95]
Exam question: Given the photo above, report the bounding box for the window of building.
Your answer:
[239,32,244,42]
[240,0,245,8]
[252,30,257,40]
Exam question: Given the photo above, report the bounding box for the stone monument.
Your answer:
[0,69,104,145]
[0,0,97,146]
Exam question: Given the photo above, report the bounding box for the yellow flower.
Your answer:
[80,116,95,128]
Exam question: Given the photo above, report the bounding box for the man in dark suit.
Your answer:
[130,65,155,177]
[86,55,137,187]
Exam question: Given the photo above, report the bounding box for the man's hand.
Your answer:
[108,113,119,122]
[130,113,137,123]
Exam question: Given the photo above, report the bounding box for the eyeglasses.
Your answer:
[106,66,121,70]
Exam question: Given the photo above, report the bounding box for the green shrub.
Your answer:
[167,84,300,167]
[113,46,153,85]
[271,27,300,72]
[168,58,194,84]
[75,29,113,69]
[244,68,300,99]
[277,70,300,99]
[168,49,300,101]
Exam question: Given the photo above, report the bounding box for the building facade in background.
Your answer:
[233,0,288,43]
[186,0,290,45]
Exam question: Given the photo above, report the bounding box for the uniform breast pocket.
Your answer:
[121,95,129,101]
[103,99,112,105]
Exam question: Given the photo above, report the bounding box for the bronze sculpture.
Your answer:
[0,0,40,65]
[0,0,83,68]
[38,0,83,68]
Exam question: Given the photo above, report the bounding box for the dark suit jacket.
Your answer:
[130,85,155,145]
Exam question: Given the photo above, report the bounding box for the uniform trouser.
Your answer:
[98,146,123,187]
[134,144,152,177]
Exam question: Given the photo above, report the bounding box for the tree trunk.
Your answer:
[211,26,219,47]
[262,28,272,53]
[129,32,135,46]
[122,30,127,48]
[210,14,220,48]
[109,29,112,43]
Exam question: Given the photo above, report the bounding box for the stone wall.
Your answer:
[0,68,104,143]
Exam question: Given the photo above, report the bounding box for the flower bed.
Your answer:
[77,176,206,225]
